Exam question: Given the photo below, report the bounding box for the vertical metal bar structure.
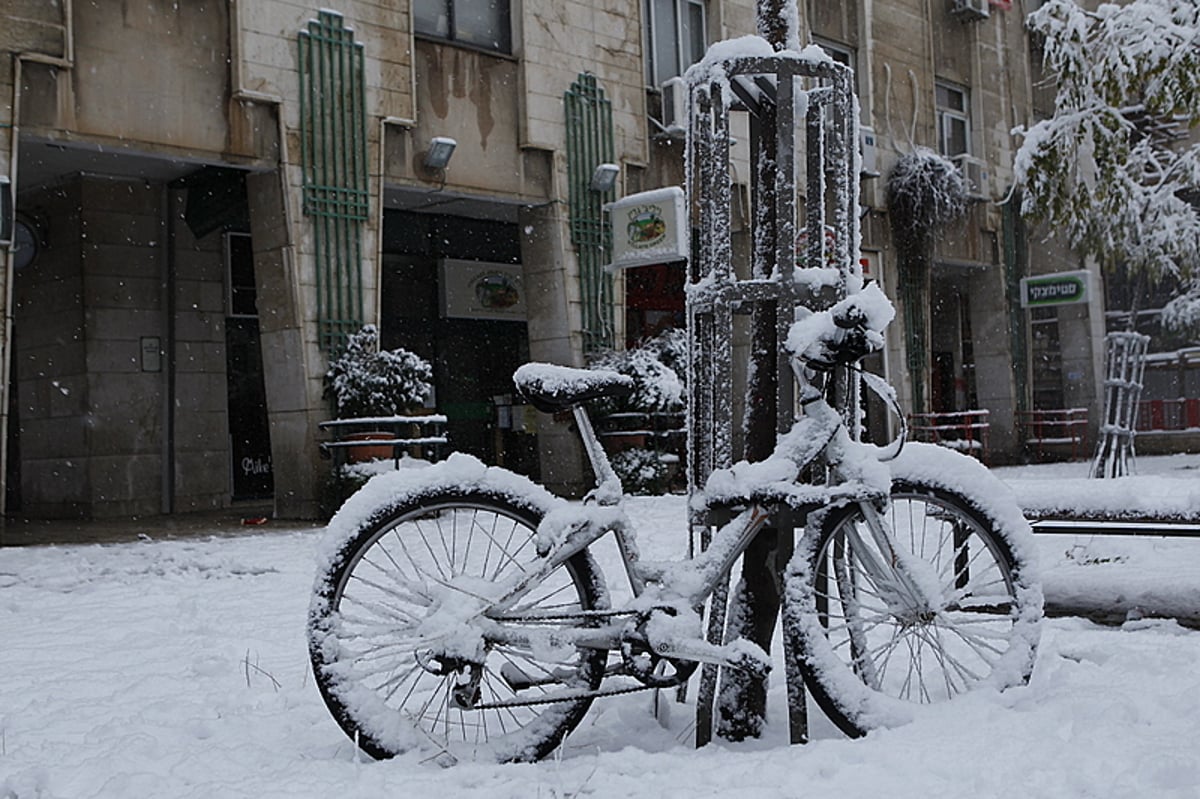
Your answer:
[692,81,736,747]
[685,50,860,748]
[299,10,369,351]
[565,73,616,353]
[1090,331,1150,478]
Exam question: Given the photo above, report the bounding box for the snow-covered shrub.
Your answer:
[1162,290,1200,340]
[643,327,688,394]
[588,329,687,489]
[324,325,433,418]
[587,328,686,415]
[610,447,672,495]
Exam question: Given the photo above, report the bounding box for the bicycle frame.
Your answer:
[468,363,906,678]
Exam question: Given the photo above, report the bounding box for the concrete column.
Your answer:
[518,202,588,497]
[1,64,15,520]
[1079,257,1108,442]
[972,265,1018,454]
[246,169,321,519]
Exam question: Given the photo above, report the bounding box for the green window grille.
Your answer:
[299,10,369,350]
[565,73,616,353]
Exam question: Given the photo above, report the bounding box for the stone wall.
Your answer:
[12,176,234,518]
[13,180,90,517]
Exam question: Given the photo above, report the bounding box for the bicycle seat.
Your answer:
[513,362,635,413]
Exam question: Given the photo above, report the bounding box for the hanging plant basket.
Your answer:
[885,147,968,268]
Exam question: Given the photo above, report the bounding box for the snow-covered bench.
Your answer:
[1009,474,1200,537]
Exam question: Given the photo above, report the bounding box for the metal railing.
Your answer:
[1020,408,1088,460]
[1137,398,1200,432]
[908,409,991,462]
[565,72,616,353]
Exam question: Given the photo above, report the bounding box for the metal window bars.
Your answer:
[299,10,370,351]
[565,73,617,353]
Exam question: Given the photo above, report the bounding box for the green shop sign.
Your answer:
[1020,270,1090,308]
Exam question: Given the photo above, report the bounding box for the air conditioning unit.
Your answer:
[953,154,990,200]
[859,126,879,177]
[660,77,687,136]
[950,0,989,21]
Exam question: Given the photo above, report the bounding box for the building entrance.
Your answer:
[381,211,537,476]
[224,233,273,500]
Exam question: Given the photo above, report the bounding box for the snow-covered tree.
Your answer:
[1014,0,1200,309]
[1013,0,1200,477]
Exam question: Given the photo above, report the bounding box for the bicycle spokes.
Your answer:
[815,496,1020,702]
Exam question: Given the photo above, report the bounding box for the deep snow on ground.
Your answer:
[3,455,1200,798]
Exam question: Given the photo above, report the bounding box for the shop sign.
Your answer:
[605,187,689,270]
[1020,270,1090,308]
[440,259,526,321]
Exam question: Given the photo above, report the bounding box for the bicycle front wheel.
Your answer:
[308,490,608,763]
[785,475,1041,737]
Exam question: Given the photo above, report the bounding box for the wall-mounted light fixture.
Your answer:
[0,177,12,246]
[589,162,620,193]
[424,137,457,170]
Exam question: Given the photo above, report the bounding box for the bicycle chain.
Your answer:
[486,608,633,624]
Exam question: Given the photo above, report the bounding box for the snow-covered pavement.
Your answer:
[3,454,1200,798]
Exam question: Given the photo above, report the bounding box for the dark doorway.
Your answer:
[381,211,537,476]
[224,233,273,500]
[931,350,956,413]
[625,262,686,345]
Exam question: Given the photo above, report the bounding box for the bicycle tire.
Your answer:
[308,488,608,763]
[784,443,1042,737]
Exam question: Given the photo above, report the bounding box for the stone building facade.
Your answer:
[0,0,1107,522]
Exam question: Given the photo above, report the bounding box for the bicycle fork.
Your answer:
[838,500,946,623]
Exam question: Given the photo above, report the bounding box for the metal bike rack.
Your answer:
[684,48,862,746]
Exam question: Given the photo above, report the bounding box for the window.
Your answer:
[645,0,706,86]
[813,38,858,92]
[414,0,512,54]
[936,82,970,157]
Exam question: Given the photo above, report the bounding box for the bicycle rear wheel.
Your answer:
[785,468,1041,737]
[308,489,608,763]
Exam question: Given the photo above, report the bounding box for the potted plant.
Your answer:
[324,325,433,462]
[587,328,687,493]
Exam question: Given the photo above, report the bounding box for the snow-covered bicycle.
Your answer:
[307,288,1042,764]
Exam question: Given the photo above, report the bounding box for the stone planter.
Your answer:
[342,431,395,463]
